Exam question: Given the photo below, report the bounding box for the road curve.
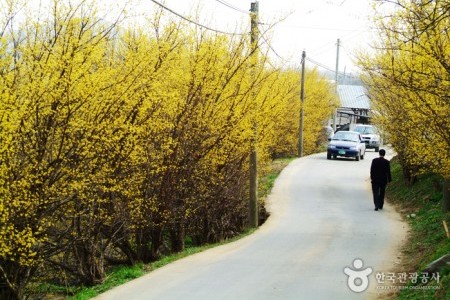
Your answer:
[95,150,408,300]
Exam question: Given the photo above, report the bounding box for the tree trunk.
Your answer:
[398,154,417,186]
[0,262,31,300]
[401,165,416,186]
[135,231,152,263]
[150,227,163,261]
[443,178,450,213]
[170,223,185,253]
[115,240,137,265]
[0,288,21,300]
[73,241,105,286]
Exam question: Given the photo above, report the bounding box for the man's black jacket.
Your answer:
[370,157,392,185]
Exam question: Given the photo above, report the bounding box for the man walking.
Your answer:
[370,149,392,211]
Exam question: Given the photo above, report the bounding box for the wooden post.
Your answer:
[249,1,259,228]
[443,220,450,238]
[298,50,306,157]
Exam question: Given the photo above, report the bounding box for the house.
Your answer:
[335,84,371,131]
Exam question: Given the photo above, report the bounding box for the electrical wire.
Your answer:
[149,0,245,35]
[214,0,249,15]
[148,0,358,75]
[306,57,335,73]
[306,57,358,78]
[259,34,289,64]
[273,23,369,32]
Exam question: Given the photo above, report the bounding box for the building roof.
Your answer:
[337,85,370,110]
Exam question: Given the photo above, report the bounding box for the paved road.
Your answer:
[95,149,407,300]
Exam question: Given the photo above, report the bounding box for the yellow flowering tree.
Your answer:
[0,1,345,298]
[267,68,338,157]
[358,0,450,210]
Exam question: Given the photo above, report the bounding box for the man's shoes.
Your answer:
[379,207,383,210]
[374,208,379,211]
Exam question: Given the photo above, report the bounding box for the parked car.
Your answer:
[353,124,381,152]
[327,131,366,161]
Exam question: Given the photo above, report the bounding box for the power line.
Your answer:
[214,0,249,15]
[259,34,289,64]
[308,30,365,58]
[149,0,245,35]
[253,28,360,75]
[306,57,358,78]
[306,57,339,73]
[274,24,371,32]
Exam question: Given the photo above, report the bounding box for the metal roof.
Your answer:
[337,85,370,109]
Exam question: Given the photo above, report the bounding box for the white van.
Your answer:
[353,124,381,151]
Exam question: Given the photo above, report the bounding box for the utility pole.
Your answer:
[249,1,259,228]
[298,50,306,157]
[333,38,340,132]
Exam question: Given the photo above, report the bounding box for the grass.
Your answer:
[70,265,146,300]
[66,228,259,300]
[69,232,258,300]
[61,157,295,300]
[385,158,450,299]
[259,156,296,200]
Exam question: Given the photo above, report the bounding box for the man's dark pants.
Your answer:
[371,182,386,209]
